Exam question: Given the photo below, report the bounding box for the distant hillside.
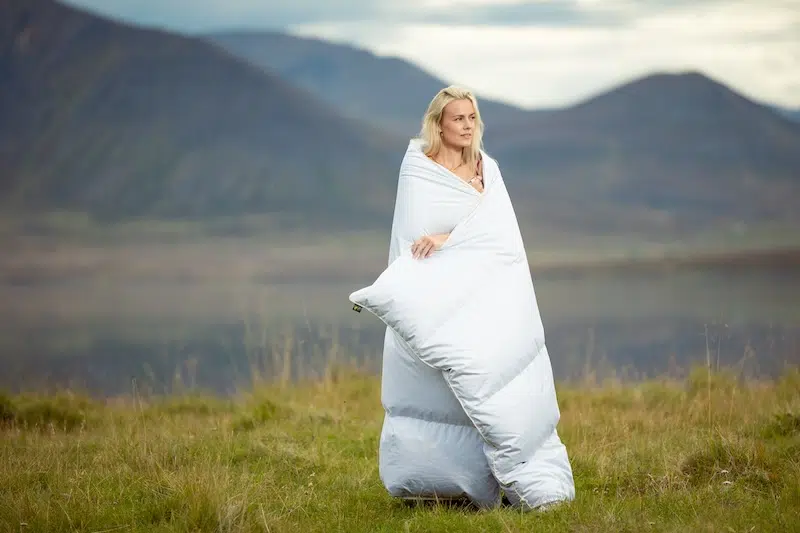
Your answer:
[206,31,531,138]
[0,0,401,225]
[771,106,800,122]
[206,32,800,236]
[1,2,798,241]
[491,72,800,235]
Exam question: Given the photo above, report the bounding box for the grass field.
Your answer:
[1,361,798,532]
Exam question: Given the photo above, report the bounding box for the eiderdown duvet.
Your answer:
[349,139,575,509]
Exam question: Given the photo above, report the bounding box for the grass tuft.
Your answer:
[776,367,800,401]
[148,394,234,417]
[761,412,800,438]
[3,390,98,432]
[0,391,15,426]
[232,397,293,432]
[686,365,739,397]
[680,437,783,490]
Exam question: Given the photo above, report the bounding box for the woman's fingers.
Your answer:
[411,236,443,259]
[425,238,435,257]
[420,240,431,259]
[411,237,429,259]
[411,239,422,259]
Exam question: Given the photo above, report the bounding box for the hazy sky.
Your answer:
[62,0,800,109]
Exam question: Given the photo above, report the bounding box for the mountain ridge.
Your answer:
[1,1,798,240]
[1,0,403,225]
[206,30,536,137]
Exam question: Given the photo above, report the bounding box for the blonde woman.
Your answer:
[353,86,575,510]
[409,88,484,259]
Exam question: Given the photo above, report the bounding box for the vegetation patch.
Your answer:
[2,366,799,532]
[1,391,99,432]
[681,437,783,490]
[761,412,800,439]
[232,397,293,432]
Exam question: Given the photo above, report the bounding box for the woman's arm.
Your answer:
[410,155,482,258]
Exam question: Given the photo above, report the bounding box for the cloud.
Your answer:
[61,0,800,108]
[61,0,620,31]
[61,0,389,30]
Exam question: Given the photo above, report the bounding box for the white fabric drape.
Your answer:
[350,139,575,509]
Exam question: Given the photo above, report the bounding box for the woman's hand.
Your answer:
[411,233,450,259]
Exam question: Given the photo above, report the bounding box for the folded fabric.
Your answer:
[350,139,575,509]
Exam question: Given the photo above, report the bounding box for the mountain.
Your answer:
[771,106,800,122]
[1,2,798,241]
[206,31,800,235]
[490,72,800,235]
[0,0,401,225]
[205,31,532,138]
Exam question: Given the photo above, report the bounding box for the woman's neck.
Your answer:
[434,144,463,170]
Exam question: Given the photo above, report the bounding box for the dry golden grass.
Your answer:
[1,360,798,532]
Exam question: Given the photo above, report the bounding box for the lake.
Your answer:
[1,251,797,397]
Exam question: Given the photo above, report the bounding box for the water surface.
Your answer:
[1,262,797,396]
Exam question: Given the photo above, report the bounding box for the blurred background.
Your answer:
[1,0,799,396]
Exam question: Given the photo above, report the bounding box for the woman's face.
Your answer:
[439,99,476,150]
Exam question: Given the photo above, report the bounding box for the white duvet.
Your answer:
[349,139,575,509]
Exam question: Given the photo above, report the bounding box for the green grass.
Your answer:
[1,365,799,532]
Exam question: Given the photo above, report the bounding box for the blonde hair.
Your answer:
[418,85,484,171]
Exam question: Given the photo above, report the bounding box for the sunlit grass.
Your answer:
[1,358,798,532]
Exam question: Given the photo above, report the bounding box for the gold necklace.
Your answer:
[430,155,463,172]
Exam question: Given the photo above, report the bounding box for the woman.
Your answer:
[409,89,485,260]
[352,86,575,510]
